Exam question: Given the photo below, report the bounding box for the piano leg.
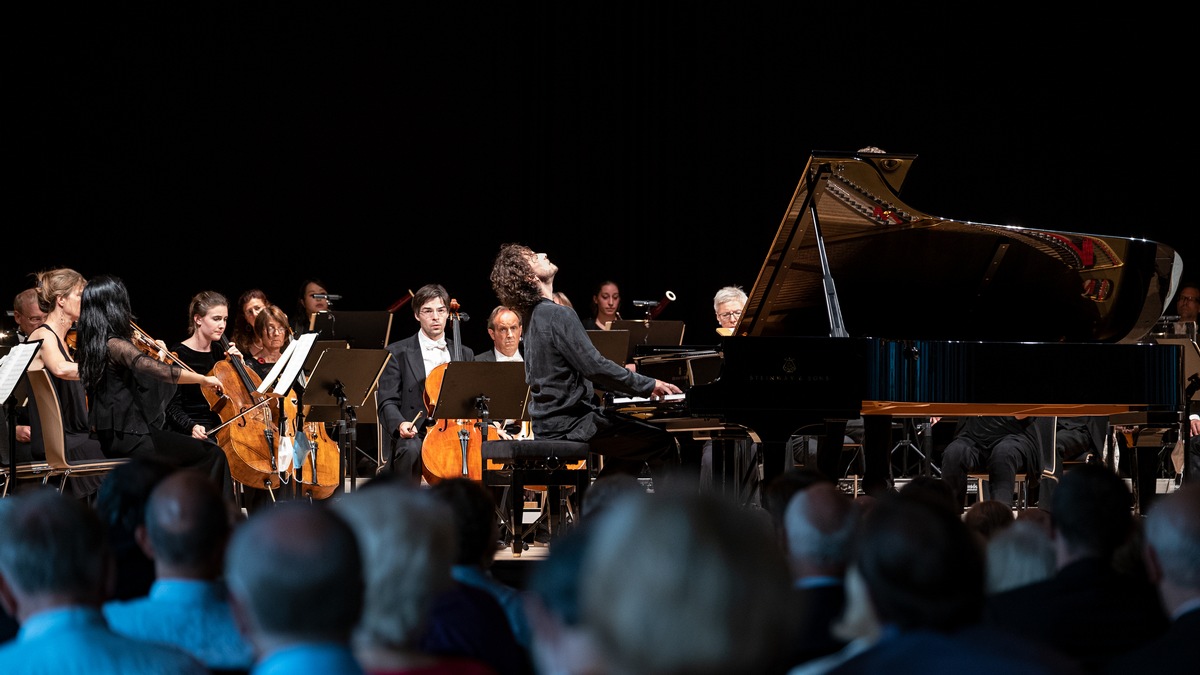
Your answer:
[861,416,894,497]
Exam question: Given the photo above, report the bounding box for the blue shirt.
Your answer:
[452,564,532,648]
[253,642,364,675]
[103,578,255,670]
[0,606,207,675]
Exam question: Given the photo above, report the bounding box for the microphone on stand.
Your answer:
[312,294,341,301]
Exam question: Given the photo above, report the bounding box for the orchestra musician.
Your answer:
[490,244,684,490]
[24,268,106,502]
[164,291,243,442]
[293,277,331,335]
[584,279,622,330]
[7,288,45,463]
[1174,281,1200,482]
[74,275,236,503]
[232,288,269,356]
[376,283,475,484]
[245,304,292,379]
[701,285,759,505]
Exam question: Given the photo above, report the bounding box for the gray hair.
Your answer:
[1142,483,1200,590]
[712,285,747,312]
[985,519,1056,594]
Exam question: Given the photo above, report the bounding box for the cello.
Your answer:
[209,335,289,492]
[420,299,492,483]
[131,322,285,492]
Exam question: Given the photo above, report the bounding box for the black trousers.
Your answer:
[587,410,681,490]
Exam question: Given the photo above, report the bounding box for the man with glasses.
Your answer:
[377,283,475,484]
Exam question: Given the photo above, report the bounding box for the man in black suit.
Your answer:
[782,481,859,667]
[474,305,523,363]
[984,463,1168,671]
[376,283,474,484]
[1106,482,1200,675]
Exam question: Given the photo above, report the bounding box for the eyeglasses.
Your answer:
[717,310,742,321]
[1180,296,1200,304]
[419,307,449,317]
[266,326,287,335]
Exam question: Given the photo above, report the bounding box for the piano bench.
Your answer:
[481,439,590,558]
[967,472,1028,509]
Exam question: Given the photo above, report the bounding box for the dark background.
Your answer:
[7,6,1196,351]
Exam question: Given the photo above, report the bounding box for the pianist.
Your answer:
[489,244,685,491]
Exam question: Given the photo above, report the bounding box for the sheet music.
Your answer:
[0,341,40,402]
[255,333,319,397]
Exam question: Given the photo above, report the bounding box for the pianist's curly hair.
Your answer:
[490,243,543,319]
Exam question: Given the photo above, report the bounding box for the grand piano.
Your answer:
[673,149,1186,498]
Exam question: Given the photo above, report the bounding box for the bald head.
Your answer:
[1143,482,1200,611]
[784,482,859,577]
[13,288,44,338]
[141,470,231,577]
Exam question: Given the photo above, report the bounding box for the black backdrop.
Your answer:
[8,6,1197,350]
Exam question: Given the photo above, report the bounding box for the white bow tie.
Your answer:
[426,341,446,351]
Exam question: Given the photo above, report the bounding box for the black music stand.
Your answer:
[587,330,630,365]
[609,320,686,362]
[430,362,529,477]
[303,348,390,492]
[309,311,394,349]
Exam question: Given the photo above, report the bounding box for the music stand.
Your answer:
[309,310,394,349]
[609,320,686,361]
[429,362,529,478]
[587,330,630,365]
[1,341,40,478]
[303,348,391,491]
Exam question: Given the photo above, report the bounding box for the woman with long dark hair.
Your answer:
[75,275,236,502]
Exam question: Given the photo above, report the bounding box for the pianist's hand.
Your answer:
[651,379,682,399]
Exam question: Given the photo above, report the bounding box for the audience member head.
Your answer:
[580,473,644,518]
[332,480,455,658]
[963,499,1015,544]
[523,523,603,675]
[1050,462,1134,563]
[897,475,961,517]
[12,287,45,338]
[1140,481,1200,614]
[1015,506,1053,536]
[139,469,232,580]
[985,519,1057,594]
[763,467,829,545]
[851,493,985,632]
[225,502,363,651]
[93,457,177,599]
[428,478,500,568]
[783,481,859,580]
[580,490,795,675]
[0,488,108,622]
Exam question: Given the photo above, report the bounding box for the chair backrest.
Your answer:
[27,369,69,470]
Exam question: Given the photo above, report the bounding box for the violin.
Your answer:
[420,299,489,483]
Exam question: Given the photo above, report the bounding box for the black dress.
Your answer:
[87,337,234,501]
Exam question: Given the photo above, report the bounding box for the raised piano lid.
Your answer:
[737,149,1182,344]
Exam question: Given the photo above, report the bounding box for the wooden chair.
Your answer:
[27,369,127,494]
[480,438,590,557]
[967,472,1028,509]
